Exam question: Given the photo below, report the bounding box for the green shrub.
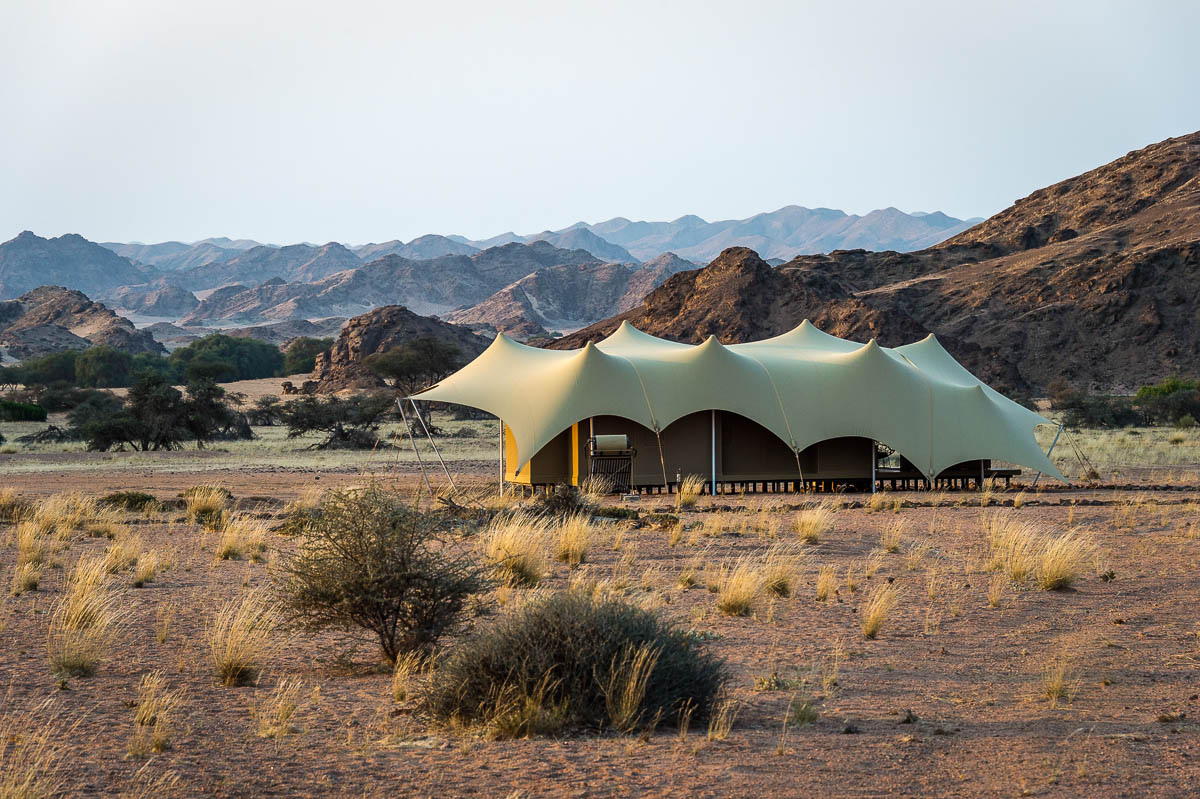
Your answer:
[1177,414,1198,429]
[274,485,484,663]
[170,334,284,383]
[428,590,728,736]
[0,399,47,422]
[100,491,159,511]
[282,337,333,375]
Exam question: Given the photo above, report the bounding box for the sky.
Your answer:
[2,0,1198,245]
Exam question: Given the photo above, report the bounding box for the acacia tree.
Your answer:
[365,338,464,396]
[279,393,395,449]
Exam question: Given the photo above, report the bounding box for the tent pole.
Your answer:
[870,440,876,494]
[1032,423,1063,489]
[396,398,434,497]
[498,417,505,497]
[710,410,716,497]
[411,398,456,492]
[654,427,668,494]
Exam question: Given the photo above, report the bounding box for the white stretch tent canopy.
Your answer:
[415,320,1065,482]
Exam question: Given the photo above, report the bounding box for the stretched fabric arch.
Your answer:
[415,320,1065,482]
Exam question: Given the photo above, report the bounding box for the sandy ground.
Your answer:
[2,463,1200,797]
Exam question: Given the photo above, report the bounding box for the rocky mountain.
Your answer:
[181,241,605,325]
[353,234,479,262]
[555,131,1200,393]
[0,232,153,300]
[446,252,697,336]
[171,242,362,291]
[569,206,980,262]
[106,283,200,317]
[527,228,637,263]
[99,240,251,271]
[0,286,165,360]
[312,305,488,392]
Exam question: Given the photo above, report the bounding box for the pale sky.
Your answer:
[2,0,1197,245]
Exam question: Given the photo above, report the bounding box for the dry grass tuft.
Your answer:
[815,565,837,602]
[216,515,268,562]
[392,651,426,703]
[553,513,593,569]
[794,504,833,544]
[10,561,42,596]
[46,557,125,677]
[984,513,1041,582]
[0,700,65,798]
[14,521,50,569]
[987,572,1007,607]
[184,485,230,528]
[761,545,802,597]
[33,492,102,538]
[860,582,899,639]
[867,492,889,513]
[677,474,706,510]
[603,643,661,733]
[253,679,307,738]
[206,590,284,687]
[880,519,904,553]
[128,670,183,756]
[904,541,934,571]
[133,550,163,588]
[482,512,550,587]
[1041,655,1079,707]
[715,559,761,616]
[0,486,26,521]
[1036,531,1095,591]
[102,532,144,574]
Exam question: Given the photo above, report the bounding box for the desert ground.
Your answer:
[2,396,1199,798]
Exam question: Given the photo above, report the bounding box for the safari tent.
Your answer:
[415,321,1064,493]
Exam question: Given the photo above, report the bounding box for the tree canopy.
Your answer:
[365,337,464,395]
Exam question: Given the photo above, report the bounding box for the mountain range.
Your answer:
[555,130,1200,393]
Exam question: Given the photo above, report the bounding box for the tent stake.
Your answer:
[396,397,434,497]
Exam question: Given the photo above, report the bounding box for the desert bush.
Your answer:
[481,512,551,588]
[274,485,483,663]
[279,393,394,449]
[100,491,159,512]
[428,590,727,737]
[535,483,591,517]
[0,398,48,422]
[207,590,283,686]
[677,474,706,509]
[794,504,833,544]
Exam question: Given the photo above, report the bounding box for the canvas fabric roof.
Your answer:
[416,320,1065,482]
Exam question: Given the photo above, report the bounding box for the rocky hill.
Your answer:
[0,286,165,360]
[0,232,153,300]
[106,283,200,317]
[555,131,1200,393]
[526,228,637,263]
[446,253,696,336]
[312,305,488,392]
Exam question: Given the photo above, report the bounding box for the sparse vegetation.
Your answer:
[274,485,483,663]
[207,590,283,686]
[429,591,727,737]
[47,557,126,677]
[860,582,898,639]
[794,504,833,544]
[715,559,761,616]
[482,512,550,588]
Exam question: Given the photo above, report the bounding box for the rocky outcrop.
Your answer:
[0,286,166,359]
[353,234,479,262]
[172,242,362,291]
[312,305,488,392]
[556,131,1200,394]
